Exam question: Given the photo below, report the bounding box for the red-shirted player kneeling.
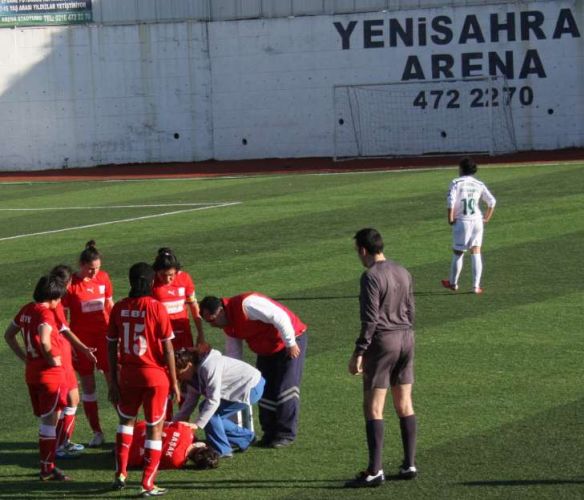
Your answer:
[128,420,219,470]
[4,276,71,481]
[108,263,180,498]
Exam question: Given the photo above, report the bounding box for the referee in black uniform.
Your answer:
[345,228,418,488]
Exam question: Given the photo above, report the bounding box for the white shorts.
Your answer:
[452,219,483,251]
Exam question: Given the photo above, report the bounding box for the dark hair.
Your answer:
[49,264,73,285]
[33,275,66,302]
[354,228,384,255]
[187,445,219,469]
[459,157,478,176]
[80,240,101,265]
[175,346,210,371]
[128,262,154,298]
[153,247,181,272]
[199,296,222,316]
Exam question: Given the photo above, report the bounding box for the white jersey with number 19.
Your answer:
[447,176,496,221]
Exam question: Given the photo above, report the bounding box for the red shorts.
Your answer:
[64,366,78,391]
[117,383,169,426]
[73,339,108,376]
[28,381,67,418]
[170,317,194,350]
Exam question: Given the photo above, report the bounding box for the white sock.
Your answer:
[450,253,464,286]
[471,253,483,288]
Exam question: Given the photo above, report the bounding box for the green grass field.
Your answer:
[0,162,583,499]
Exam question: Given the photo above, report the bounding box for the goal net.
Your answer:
[333,77,517,159]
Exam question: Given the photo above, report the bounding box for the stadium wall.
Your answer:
[0,0,582,170]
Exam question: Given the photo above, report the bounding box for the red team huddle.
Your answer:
[4,243,209,496]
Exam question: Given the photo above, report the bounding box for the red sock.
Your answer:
[62,407,77,445]
[39,424,57,476]
[55,415,66,448]
[82,395,102,433]
[142,440,162,491]
[115,425,134,478]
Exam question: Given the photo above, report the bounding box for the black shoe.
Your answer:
[344,470,385,488]
[398,464,418,480]
[269,438,294,449]
[255,436,273,448]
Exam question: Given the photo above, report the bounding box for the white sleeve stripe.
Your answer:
[243,295,297,347]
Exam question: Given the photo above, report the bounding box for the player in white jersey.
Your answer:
[441,158,496,294]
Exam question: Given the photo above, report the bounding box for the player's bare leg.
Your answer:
[392,384,417,479]
[80,373,104,446]
[470,246,483,293]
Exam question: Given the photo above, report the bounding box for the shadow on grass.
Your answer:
[0,478,346,498]
[274,295,357,301]
[0,441,114,472]
[0,480,112,498]
[422,398,584,496]
[463,479,584,486]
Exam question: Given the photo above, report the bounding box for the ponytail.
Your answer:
[80,240,101,264]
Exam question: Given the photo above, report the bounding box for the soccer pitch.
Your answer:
[0,162,582,499]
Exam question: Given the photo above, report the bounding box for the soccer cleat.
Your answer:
[398,464,418,480]
[87,432,105,448]
[40,467,72,482]
[139,485,168,497]
[344,470,385,488]
[473,287,483,294]
[111,474,126,491]
[64,441,85,452]
[55,446,82,459]
[441,279,458,291]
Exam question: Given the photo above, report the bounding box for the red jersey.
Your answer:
[13,302,65,385]
[62,270,113,338]
[128,420,194,469]
[152,271,196,321]
[223,293,307,356]
[107,296,174,386]
[52,303,74,374]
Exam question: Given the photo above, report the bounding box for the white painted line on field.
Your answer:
[0,202,234,211]
[0,201,241,242]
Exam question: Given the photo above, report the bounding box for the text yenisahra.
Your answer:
[334,8,581,81]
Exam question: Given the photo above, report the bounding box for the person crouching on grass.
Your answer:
[107,262,180,497]
[172,346,265,458]
[4,276,71,481]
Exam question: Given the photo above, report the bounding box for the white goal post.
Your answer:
[333,76,518,159]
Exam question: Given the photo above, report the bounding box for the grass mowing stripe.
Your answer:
[0,202,241,242]
[0,202,236,211]
[0,164,582,498]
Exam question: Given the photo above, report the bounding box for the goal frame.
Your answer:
[333,76,517,160]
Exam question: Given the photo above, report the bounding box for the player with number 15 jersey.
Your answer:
[108,294,174,392]
[107,263,179,496]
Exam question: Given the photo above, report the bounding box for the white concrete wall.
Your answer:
[210,0,584,159]
[0,22,213,170]
[0,0,582,170]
